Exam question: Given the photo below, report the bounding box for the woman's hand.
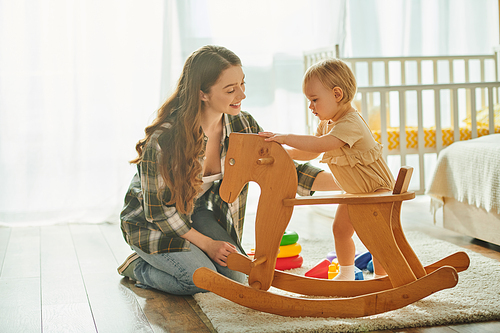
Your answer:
[258,132,287,144]
[181,228,237,267]
[204,240,238,267]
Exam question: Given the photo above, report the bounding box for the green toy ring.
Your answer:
[280,230,299,246]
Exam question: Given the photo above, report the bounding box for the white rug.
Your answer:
[193,231,500,332]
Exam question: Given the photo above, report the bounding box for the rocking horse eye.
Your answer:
[229,158,235,166]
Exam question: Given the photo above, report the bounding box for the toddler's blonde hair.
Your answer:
[303,58,357,105]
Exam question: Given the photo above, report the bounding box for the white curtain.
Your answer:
[161,0,348,134]
[0,1,164,226]
[1,0,497,226]
[346,0,498,57]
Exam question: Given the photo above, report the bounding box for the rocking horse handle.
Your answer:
[257,157,274,165]
[393,166,413,194]
[250,256,267,268]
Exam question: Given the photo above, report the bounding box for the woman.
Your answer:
[118,45,333,295]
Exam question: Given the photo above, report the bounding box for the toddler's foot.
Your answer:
[332,265,355,281]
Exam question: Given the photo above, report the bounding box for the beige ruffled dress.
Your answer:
[316,111,395,194]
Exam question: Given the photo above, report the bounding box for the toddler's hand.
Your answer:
[258,132,287,144]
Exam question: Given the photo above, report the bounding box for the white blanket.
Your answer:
[426,134,500,218]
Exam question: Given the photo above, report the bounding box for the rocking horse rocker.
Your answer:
[193,133,470,318]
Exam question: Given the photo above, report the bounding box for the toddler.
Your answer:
[259,58,395,280]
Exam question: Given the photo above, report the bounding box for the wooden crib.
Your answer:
[304,46,500,194]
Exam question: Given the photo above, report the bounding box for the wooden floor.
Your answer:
[1,194,499,333]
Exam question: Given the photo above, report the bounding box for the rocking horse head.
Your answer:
[220,133,298,290]
[220,133,297,203]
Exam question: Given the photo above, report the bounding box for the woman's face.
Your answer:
[304,75,339,121]
[201,65,246,116]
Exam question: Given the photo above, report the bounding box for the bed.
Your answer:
[426,134,500,246]
[304,46,500,194]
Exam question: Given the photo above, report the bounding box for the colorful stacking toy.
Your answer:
[276,230,303,270]
[248,230,303,271]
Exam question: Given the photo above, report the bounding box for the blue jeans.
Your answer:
[131,208,246,295]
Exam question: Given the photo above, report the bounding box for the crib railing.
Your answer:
[304,47,500,194]
[357,82,500,193]
[304,53,498,85]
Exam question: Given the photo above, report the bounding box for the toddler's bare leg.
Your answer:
[332,204,356,280]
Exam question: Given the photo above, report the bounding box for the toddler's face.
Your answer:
[304,76,340,121]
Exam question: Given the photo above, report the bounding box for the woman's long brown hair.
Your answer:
[131,45,242,215]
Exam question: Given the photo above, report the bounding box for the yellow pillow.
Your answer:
[463,104,500,127]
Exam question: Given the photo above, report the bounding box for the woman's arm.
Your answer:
[181,228,237,267]
[140,137,234,261]
[259,132,345,153]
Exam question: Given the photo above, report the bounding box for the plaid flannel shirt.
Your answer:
[120,111,322,254]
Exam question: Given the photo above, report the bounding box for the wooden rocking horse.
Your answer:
[193,133,470,318]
